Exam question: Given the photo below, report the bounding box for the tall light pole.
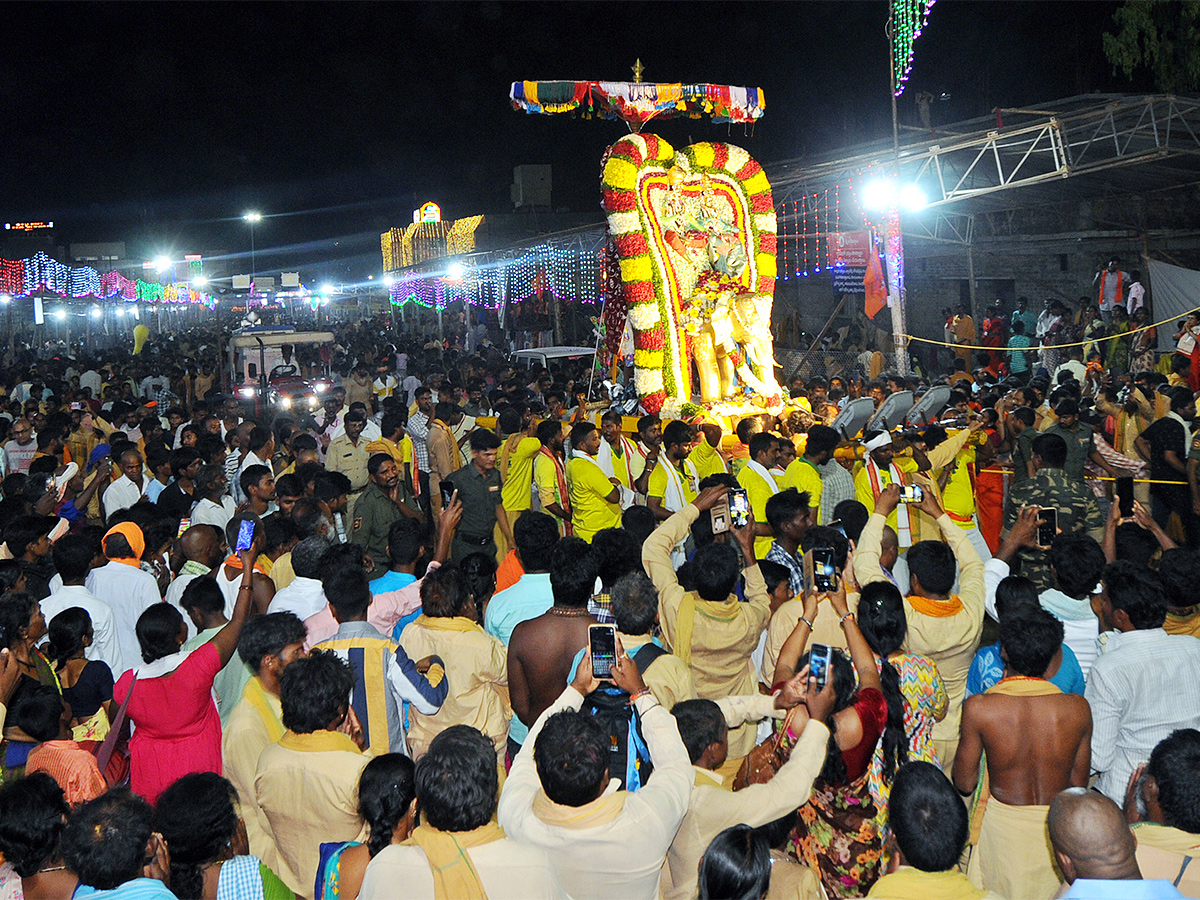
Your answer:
[243,212,262,299]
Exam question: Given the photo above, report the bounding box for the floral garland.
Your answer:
[601,136,777,414]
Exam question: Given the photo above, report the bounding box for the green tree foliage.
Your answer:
[1103,0,1200,93]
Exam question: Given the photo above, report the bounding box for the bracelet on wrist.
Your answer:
[628,689,653,704]
[839,611,855,627]
[798,615,814,631]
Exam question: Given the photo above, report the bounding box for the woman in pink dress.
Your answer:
[114,543,255,805]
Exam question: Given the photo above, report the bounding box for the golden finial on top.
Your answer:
[631,59,645,83]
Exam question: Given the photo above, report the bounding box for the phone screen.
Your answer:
[589,625,617,679]
[439,480,456,506]
[811,547,837,592]
[1038,508,1058,547]
[899,484,924,503]
[176,517,191,539]
[710,496,731,534]
[809,643,833,689]
[1116,476,1134,518]
[729,488,750,528]
[234,519,256,553]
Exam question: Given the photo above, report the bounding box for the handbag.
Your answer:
[732,705,801,791]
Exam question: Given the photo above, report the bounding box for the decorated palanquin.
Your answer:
[602,134,781,417]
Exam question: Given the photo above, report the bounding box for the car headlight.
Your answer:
[314,383,328,393]
[280,396,292,409]
[307,396,319,407]
[238,387,255,398]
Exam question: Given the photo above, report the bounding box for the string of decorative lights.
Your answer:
[0,251,215,305]
[892,0,936,97]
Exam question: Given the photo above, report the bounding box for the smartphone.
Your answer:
[710,496,730,534]
[899,484,924,503]
[811,547,838,593]
[176,517,191,539]
[809,643,833,690]
[234,518,256,553]
[729,488,751,528]
[1037,507,1058,547]
[439,480,456,507]
[1116,475,1134,519]
[588,624,618,679]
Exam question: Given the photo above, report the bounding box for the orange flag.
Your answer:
[864,248,887,320]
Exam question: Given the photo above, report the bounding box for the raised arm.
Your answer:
[829,581,880,694]
[210,547,255,667]
[853,483,900,586]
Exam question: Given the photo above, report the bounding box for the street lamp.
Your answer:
[243,212,262,295]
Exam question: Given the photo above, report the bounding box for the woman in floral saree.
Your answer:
[772,580,889,899]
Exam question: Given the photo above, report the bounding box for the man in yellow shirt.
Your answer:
[532,419,572,536]
[854,430,929,549]
[921,422,992,561]
[780,424,839,525]
[736,432,781,560]
[688,420,728,480]
[598,410,638,497]
[498,408,541,530]
[630,414,662,496]
[647,420,701,521]
[567,422,621,542]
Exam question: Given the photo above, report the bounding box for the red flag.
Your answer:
[864,247,887,320]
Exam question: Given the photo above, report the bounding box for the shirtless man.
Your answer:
[506,537,598,754]
[954,599,1092,899]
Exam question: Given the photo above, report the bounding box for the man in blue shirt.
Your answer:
[484,511,559,648]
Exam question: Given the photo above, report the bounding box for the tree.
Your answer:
[1103,0,1200,94]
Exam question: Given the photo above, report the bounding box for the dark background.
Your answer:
[0,1,1143,278]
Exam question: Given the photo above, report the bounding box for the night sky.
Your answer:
[0,1,1142,280]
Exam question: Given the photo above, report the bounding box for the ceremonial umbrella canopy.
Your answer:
[509,61,765,133]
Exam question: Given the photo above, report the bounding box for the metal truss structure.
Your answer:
[770,94,1200,245]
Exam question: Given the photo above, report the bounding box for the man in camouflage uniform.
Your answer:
[1044,398,1120,483]
[1004,432,1103,592]
[350,452,423,578]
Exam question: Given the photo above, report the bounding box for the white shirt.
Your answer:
[80,370,102,396]
[359,839,563,900]
[497,686,692,900]
[268,576,327,621]
[165,571,204,641]
[1086,628,1200,802]
[103,475,146,518]
[87,561,162,678]
[1127,281,1146,314]
[39,584,126,678]
[192,496,236,532]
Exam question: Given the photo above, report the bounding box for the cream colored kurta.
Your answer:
[661,695,828,900]
[619,632,697,711]
[359,838,565,900]
[255,729,370,898]
[761,593,861,686]
[854,509,984,769]
[222,679,294,890]
[644,504,772,757]
[399,617,511,757]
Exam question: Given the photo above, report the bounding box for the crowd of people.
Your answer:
[0,293,1197,900]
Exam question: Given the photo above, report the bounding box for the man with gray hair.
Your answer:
[1048,787,1185,898]
[267,535,329,621]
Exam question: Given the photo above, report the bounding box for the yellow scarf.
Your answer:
[243,676,285,744]
[277,729,361,754]
[968,677,1062,844]
[869,867,988,900]
[405,822,506,900]
[531,786,626,830]
[906,594,964,618]
[416,614,481,633]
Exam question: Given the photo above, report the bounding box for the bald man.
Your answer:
[1049,788,1185,898]
[165,524,225,640]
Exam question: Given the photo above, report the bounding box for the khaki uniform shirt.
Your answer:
[349,482,404,575]
[326,434,370,491]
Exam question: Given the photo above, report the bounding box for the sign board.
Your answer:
[256,277,275,294]
[827,231,871,268]
[233,275,251,290]
[281,272,300,288]
[831,266,868,295]
[413,202,442,223]
[5,222,53,231]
